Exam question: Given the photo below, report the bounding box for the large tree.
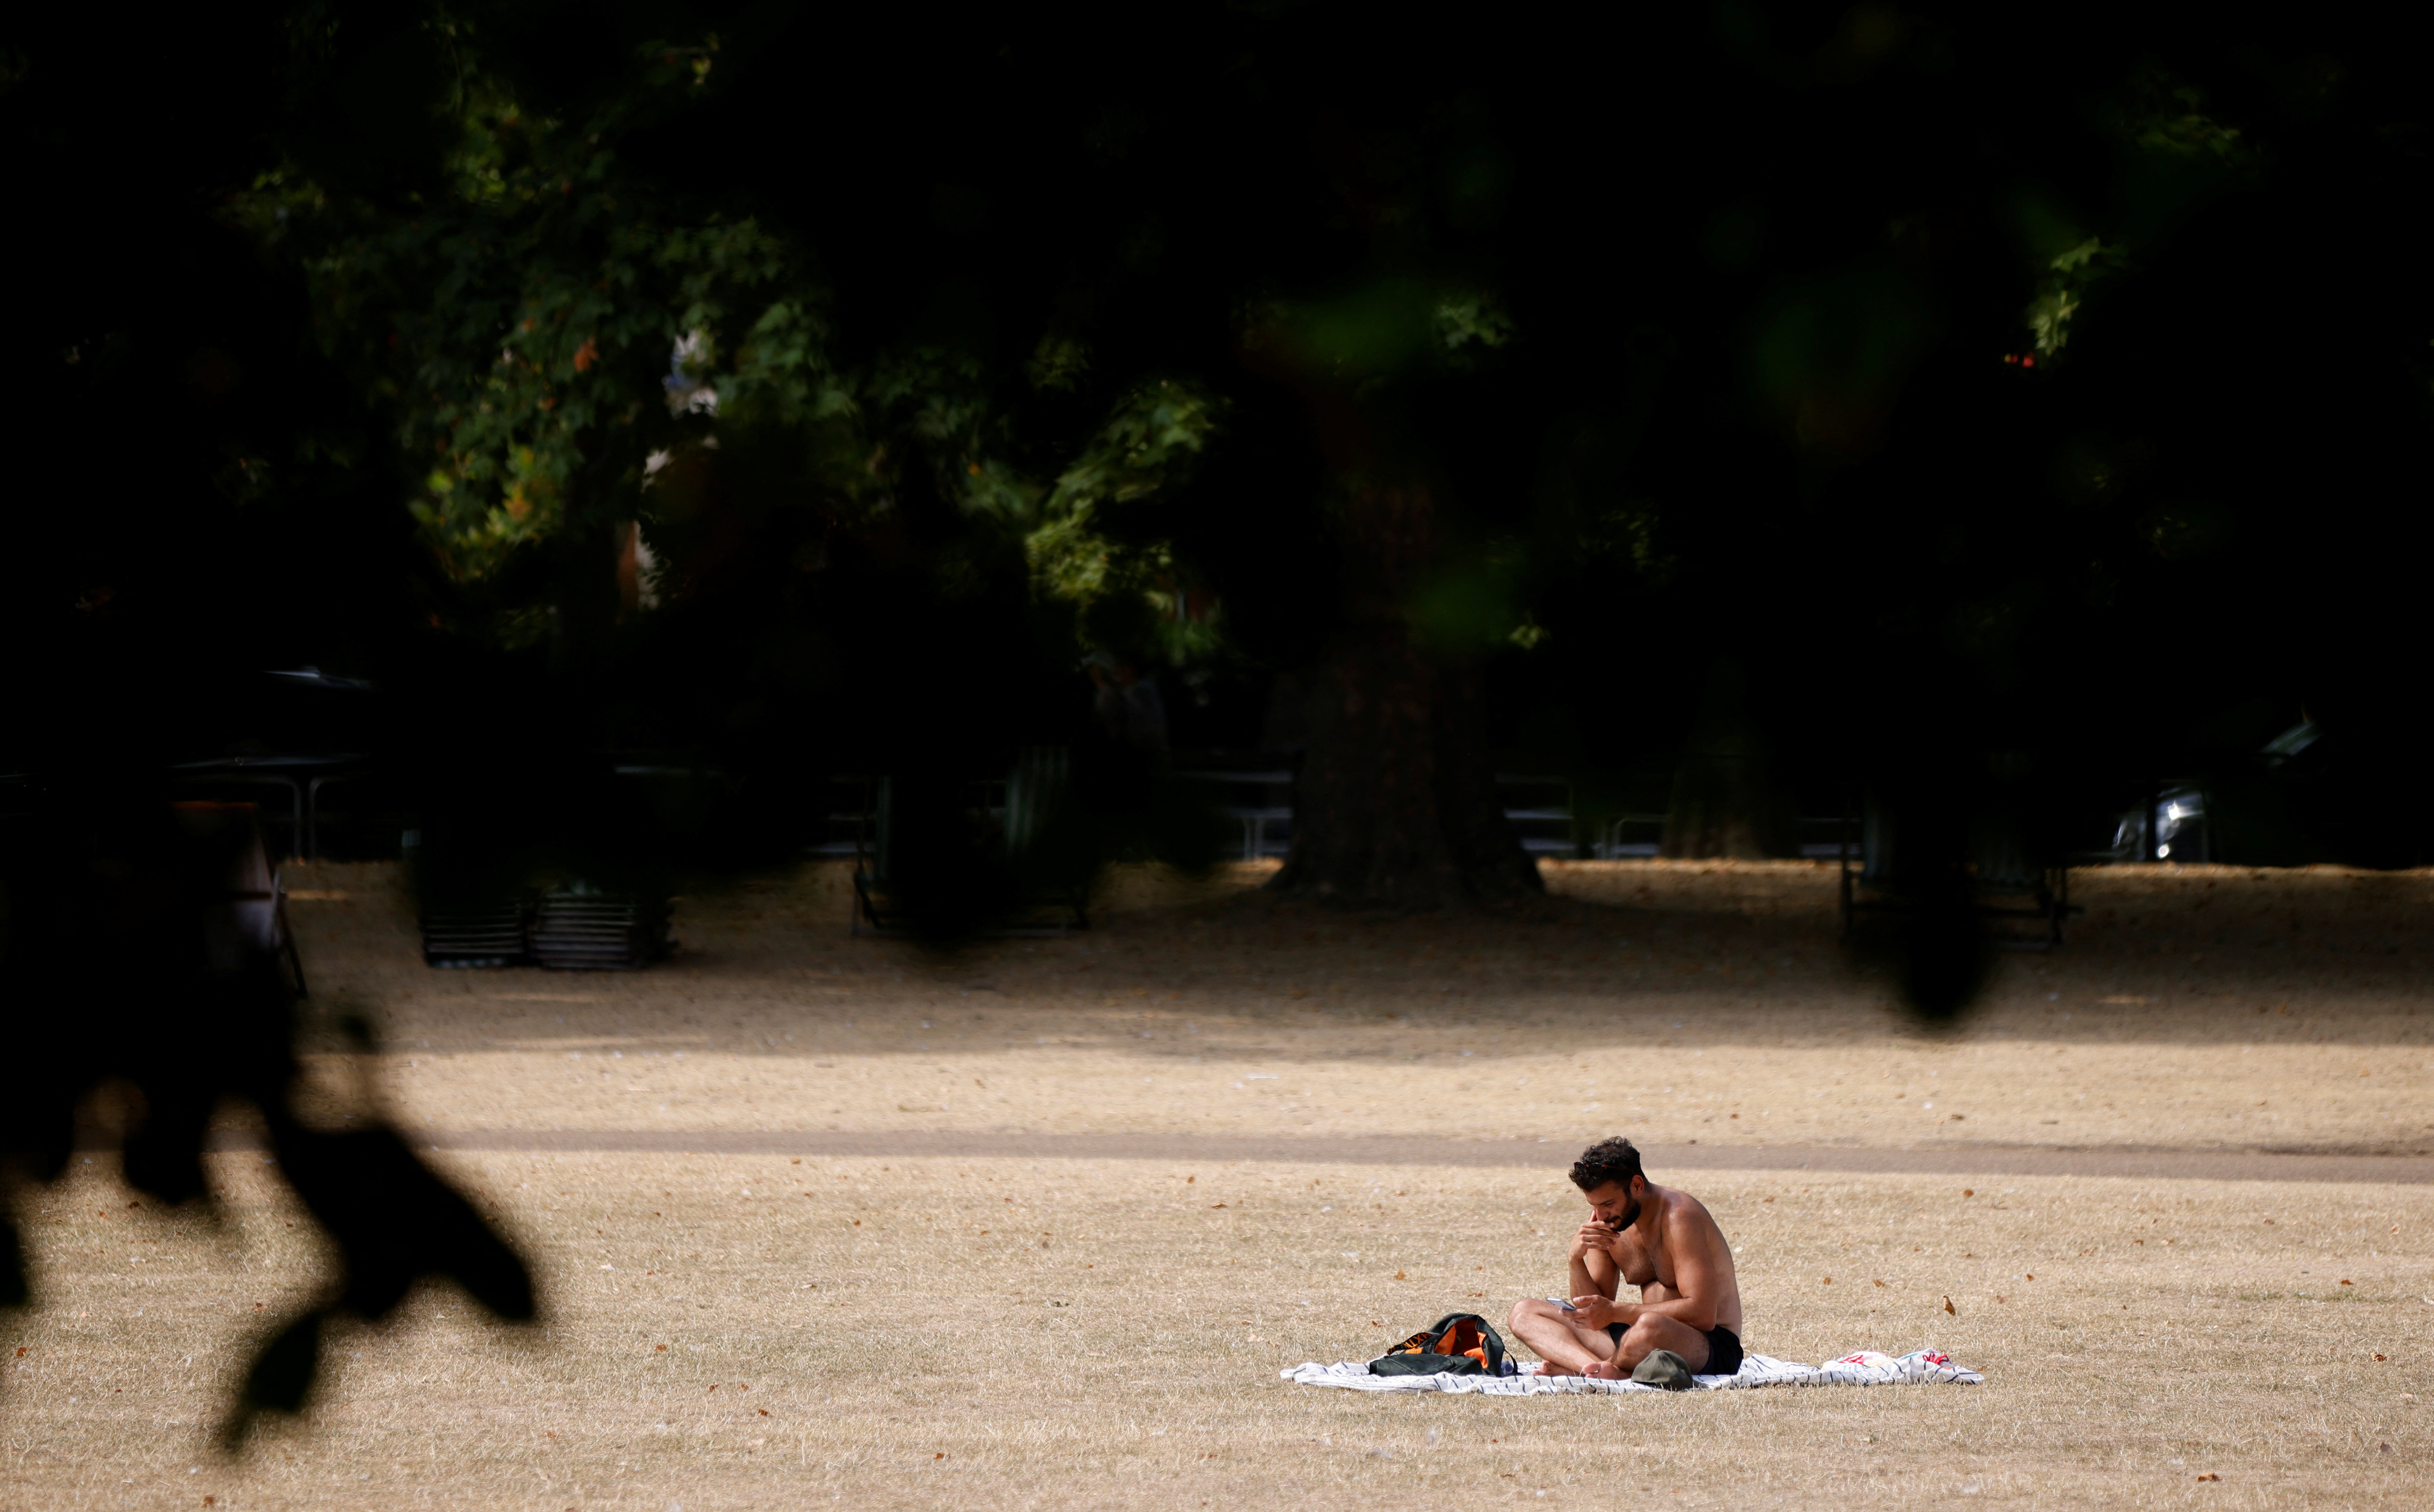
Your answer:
[259,0,2434,908]
[99,0,2434,912]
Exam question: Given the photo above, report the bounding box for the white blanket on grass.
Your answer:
[1282,1349,1982,1394]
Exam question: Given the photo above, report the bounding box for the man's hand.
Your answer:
[1568,1222,1615,1262]
[1567,1295,1623,1330]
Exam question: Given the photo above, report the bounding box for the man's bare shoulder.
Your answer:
[1654,1184,1728,1239]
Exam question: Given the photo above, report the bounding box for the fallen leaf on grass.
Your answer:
[1943,1297,1956,1316]
[1821,1277,1832,1285]
[1394,1271,1406,1280]
[2341,1279,2353,1286]
[2195,1472,2219,1481]
[1209,1204,1227,1209]
[1873,1280,1885,1288]
[2375,1354,2387,1361]
[759,1408,769,1416]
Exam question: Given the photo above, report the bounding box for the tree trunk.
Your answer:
[1267,482,1541,907]
[1660,660,1792,859]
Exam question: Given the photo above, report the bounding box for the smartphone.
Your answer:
[1556,1299,1579,1312]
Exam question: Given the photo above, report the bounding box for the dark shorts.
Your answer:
[1608,1323,1744,1377]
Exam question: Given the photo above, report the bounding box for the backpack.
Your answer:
[1368,1312,1508,1376]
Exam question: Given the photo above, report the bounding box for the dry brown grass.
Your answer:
[280,859,2434,1156]
[9,1157,2430,1510]
[6,860,2432,1508]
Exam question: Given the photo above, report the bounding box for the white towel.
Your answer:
[1280,1348,1982,1394]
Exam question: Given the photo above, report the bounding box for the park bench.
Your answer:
[1174,760,1296,860]
[1497,775,1582,859]
[1174,764,1582,862]
[1837,801,2077,951]
[1596,812,1850,859]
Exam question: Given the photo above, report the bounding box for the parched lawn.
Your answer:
[8,1155,2429,1509]
[5,860,2431,1508]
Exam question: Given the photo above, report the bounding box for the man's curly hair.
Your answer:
[1569,1136,1646,1192]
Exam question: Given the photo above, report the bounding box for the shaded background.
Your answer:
[6,0,2431,884]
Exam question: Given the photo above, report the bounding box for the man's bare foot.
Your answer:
[1582,1360,1625,1379]
[1530,1361,1579,1377]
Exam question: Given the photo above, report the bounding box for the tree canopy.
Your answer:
[212,6,2425,742]
[12,0,2434,924]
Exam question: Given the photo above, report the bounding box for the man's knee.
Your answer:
[1618,1317,1703,1369]
[1506,1299,1543,1333]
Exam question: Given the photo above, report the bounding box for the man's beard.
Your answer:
[1609,1197,1641,1230]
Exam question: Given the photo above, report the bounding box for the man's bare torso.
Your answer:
[1609,1183,1743,1336]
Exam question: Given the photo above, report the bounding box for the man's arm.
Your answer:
[1574,1209,1723,1331]
[1567,1223,1620,1303]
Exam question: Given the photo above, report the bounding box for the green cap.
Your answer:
[1630,1349,1694,1390]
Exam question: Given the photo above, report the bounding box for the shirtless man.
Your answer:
[1505,1137,1745,1378]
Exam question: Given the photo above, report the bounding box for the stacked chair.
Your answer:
[420,886,667,970]
[528,887,666,970]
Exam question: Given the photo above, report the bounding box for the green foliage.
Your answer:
[1432,292,1517,368]
[2025,236,2128,357]
[1246,279,1514,389]
[239,19,1215,665]
[862,346,1035,523]
[2020,71,2252,360]
[2120,75,2247,160]
[1028,380,1226,662]
[235,23,831,609]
